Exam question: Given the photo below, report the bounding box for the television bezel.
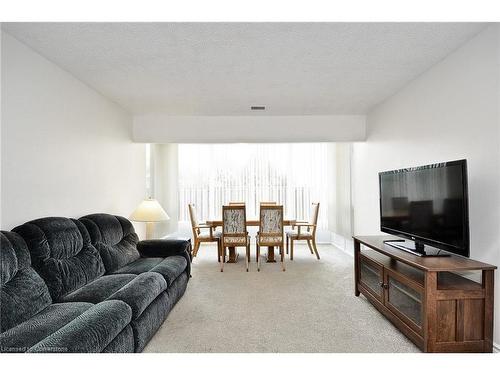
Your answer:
[378,159,470,257]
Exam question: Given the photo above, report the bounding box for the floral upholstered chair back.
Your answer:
[258,205,284,246]
[222,205,248,247]
[188,204,200,236]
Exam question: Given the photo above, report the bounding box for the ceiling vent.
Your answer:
[251,106,266,110]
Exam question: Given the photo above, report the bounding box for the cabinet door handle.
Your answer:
[379,282,388,289]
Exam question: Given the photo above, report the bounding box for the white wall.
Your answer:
[133,114,366,143]
[0,28,3,229]
[152,143,179,238]
[1,32,146,231]
[352,25,500,347]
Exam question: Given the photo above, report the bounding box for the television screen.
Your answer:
[379,159,469,257]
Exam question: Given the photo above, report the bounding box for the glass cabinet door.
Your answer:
[384,269,424,334]
[359,254,384,302]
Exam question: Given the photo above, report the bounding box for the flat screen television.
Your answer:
[379,159,469,257]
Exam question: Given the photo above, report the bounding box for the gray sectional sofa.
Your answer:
[0,213,191,353]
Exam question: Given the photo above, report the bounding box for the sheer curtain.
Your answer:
[178,143,330,229]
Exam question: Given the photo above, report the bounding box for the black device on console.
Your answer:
[379,159,469,257]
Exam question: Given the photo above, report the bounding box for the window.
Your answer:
[178,143,329,229]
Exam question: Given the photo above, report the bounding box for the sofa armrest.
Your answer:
[28,300,132,353]
[137,238,192,278]
[137,238,192,260]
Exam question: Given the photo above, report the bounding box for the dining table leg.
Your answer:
[227,246,239,263]
[266,246,276,263]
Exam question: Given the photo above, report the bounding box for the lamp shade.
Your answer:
[130,198,170,222]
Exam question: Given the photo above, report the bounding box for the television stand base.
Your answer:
[354,235,496,352]
[383,240,450,257]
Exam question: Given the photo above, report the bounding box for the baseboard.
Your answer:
[330,233,354,257]
[331,242,354,257]
[493,342,500,353]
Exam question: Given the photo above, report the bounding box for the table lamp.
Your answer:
[130,198,170,239]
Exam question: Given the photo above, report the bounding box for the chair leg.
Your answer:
[220,246,225,272]
[286,235,289,254]
[307,240,314,254]
[193,241,200,257]
[290,239,294,261]
[281,245,285,271]
[257,244,260,272]
[312,238,320,260]
[244,244,247,271]
[217,240,221,262]
[246,245,249,272]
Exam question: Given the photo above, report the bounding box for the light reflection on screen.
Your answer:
[380,164,466,250]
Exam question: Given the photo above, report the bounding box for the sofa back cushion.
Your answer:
[13,218,105,301]
[79,214,140,273]
[1,231,52,333]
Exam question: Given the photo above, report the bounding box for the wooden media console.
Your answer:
[353,235,496,352]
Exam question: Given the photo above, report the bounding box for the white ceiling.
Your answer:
[2,23,487,115]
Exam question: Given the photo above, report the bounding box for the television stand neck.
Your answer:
[383,239,450,257]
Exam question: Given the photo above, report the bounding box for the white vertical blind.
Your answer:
[178,143,329,229]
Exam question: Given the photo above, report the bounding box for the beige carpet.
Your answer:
[144,243,420,353]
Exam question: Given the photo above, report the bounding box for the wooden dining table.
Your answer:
[205,219,296,263]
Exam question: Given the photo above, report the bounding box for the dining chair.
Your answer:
[221,204,250,272]
[229,201,245,205]
[260,201,276,205]
[256,205,285,271]
[286,202,320,260]
[188,204,222,262]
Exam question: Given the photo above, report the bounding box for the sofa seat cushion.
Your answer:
[0,302,92,353]
[60,274,136,304]
[111,256,187,286]
[107,272,167,319]
[110,257,164,275]
[60,273,167,319]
